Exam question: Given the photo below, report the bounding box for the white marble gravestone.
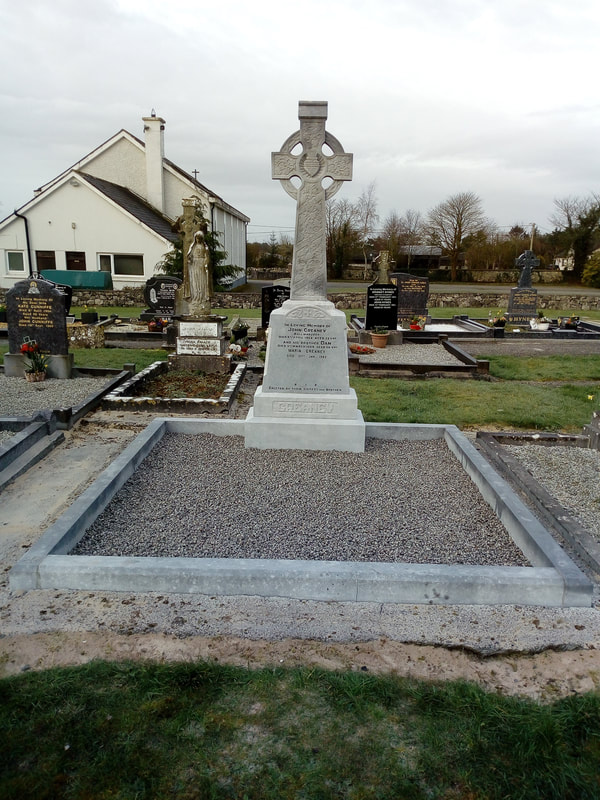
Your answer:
[245,101,365,452]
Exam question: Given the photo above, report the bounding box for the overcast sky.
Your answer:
[2,0,599,241]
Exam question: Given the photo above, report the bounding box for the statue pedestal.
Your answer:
[170,317,231,374]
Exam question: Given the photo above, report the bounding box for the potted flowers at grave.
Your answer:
[560,316,580,330]
[20,341,49,382]
[81,306,99,324]
[370,326,389,348]
[530,311,551,331]
[231,320,250,342]
[492,312,506,328]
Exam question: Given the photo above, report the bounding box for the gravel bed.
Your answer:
[73,433,529,566]
[505,444,600,536]
[0,374,110,417]
[359,343,463,366]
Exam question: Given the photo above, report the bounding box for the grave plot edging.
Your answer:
[9,419,594,607]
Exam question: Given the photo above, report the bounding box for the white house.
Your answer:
[0,113,249,290]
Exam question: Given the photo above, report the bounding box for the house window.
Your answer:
[66,251,86,271]
[36,251,56,271]
[98,254,144,277]
[6,251,25,272]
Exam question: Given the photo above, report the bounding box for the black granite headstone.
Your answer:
[144,276,182,316]
[390,272,429,318]
[6,278,68,355]
[365,284,399,330]
[507,287,538,323]
[261,285,291,328]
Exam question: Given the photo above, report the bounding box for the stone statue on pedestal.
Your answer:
[184,230,212,318]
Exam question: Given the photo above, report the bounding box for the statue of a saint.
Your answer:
[183,230,212,317]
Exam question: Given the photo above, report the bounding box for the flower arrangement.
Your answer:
[492,311,507,327]
[20,341,49,374]
[349,343,376,355]
[410,315,426,330]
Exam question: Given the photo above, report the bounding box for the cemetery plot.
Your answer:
[10,420,593,607]
[102,361,246,413]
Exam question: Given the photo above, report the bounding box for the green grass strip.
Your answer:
[1,661,599,799]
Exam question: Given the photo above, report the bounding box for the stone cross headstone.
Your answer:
[272,101,353,300]
[245,101,365,452]
[516,250,539,288]
[508,250,539,322]
[4,277,73,378]
[375,251,391,285]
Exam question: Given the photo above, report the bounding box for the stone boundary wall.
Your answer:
[1,287,598,312]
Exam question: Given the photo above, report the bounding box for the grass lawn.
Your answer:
[1,340,597,430]
[2,660,599,800]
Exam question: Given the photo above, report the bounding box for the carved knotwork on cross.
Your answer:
[272,101,352,300]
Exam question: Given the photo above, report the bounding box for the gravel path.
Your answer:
[0,374,110,417]
[73,433,529,566]
[505,444,600,535]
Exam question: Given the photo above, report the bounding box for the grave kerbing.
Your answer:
[245,101,365,452]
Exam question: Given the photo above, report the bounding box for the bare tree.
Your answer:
[355,182,379,279]
[326,198,360,279]
[426,191,486,280]
[399,209,424,270]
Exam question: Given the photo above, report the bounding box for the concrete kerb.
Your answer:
[102,362,246,414]
[9,418,594,607]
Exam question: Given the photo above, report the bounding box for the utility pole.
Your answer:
[530,223,536,250]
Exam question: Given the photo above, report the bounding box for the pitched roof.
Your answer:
[79,172,179,243]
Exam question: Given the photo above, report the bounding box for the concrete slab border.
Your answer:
[102,362,246,414]
[9,419,593,607]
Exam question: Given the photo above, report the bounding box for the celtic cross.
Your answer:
[272,101,353,300]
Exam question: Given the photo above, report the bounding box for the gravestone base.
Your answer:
[245,299,365,452]
[171,317,231,373]
[168,353,232,374]
[507,287,538,324]
[4,353,74,379]
[245,402,365,452]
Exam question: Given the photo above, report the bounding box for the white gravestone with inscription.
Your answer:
[246,101,365,451]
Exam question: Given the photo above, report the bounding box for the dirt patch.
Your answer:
[133,369,229,399]
[2,632,600,701]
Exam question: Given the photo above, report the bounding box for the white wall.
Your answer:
[0,178,171,289]
[83,137,147,201]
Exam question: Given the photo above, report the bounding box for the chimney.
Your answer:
[142,111,166,213]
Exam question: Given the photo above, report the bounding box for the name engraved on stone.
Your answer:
[276,320,338,360]
[272,400,337,415]
[179,321,220,337]
[176,337,222,355]
[15,297,54,328]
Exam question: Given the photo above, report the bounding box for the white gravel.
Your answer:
[359,343,463,366]
[73,433,529,566]
[0,374,109,417]
[505,444,600,536]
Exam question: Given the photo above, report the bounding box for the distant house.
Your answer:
[0,113,250,290]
